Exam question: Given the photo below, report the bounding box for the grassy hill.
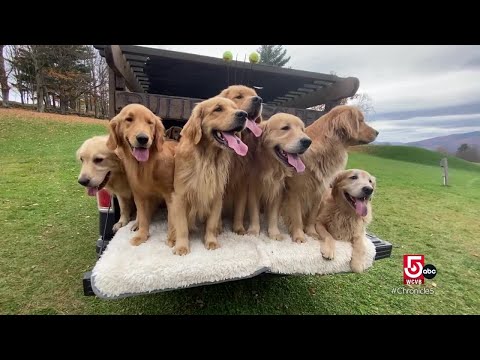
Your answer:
[1,110,479,314]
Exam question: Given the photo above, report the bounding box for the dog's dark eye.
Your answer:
[147,120,153,125]
[235,95,243,99]
[125,117,133,122]
[93,158,103,164]
[80,157,83,162]
[214,106,222,112]
[369,179,372,183]
[350,175,358,180]
[281,126,290,131]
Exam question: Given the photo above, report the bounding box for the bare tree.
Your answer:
[0,45,10,107]
[348,93,374,115]
[85,46,109,118]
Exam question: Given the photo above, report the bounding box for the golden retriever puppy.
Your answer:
[76,135,135,232]
[165,126,182,141]
[171,97,248,255]
[315,169,376,273]
[106,104,177,246]
[283,105,378,243]
[247,113,312,239]
[218,85,263,234]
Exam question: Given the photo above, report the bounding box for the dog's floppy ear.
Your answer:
[336,107,360,140]
[153,116,165,152]
[218,88,229,98]
[258,120,269,140]
[326,107,359,140]
[330,170,347,189]
[181,104,203,145]
[106,116,121,150]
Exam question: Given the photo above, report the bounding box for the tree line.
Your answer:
[437,143,480,163]
[0,45,109,118]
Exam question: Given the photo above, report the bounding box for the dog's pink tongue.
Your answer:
[246,119,263,137]
[286,153,305,173]
[221,132,248,156]
[87,187,98,197]
[355,199,368,217]
[133,148,149,162]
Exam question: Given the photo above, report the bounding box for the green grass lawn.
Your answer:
[1,112,479,315]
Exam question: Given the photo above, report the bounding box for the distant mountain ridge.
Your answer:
[373,131,480,153]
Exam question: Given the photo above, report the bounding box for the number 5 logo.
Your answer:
[404,255,424,278]
[403,255,425,284]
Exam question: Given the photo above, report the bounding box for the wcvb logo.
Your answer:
[403,255,437,285]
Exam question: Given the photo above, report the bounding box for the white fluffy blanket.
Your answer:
[91,210,375,298]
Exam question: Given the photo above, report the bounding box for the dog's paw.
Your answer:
[166,237,175,248]
[130,235,147,246]
[205,240,220,250]
[173,245,190,256]
[321,245,335,260]
[350,258,366,273]
[247,226,260,236]
[112,220,127,233]
[130,221,139,232]
[233,225,246,235]
[293,235,306,244]
[268,231,286,241]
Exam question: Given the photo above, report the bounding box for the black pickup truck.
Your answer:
[83,45,392,296]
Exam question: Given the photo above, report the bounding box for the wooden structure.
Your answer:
[94,45,360,125]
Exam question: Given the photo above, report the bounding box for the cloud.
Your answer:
[138,45,480,143]
[371,113,480,143]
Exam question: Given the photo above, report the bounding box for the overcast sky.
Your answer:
[140,45,480,143]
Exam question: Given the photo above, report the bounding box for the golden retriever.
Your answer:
[76,135,135,232]
[170,97,248,255]
[283,105,378,243]
[218,85,263,234]
[165,126,182,141]
[106,104,177,246]
[315,169,376,273]
[246,113,312,239]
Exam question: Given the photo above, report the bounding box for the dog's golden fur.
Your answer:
[315,169,376,273]
[165,126,182,142]
[76,135,135,232]
[283,105,378,243]
[170,96,248,255]
[246,113,311,239]
[106,104,177,246]
[218,85,263,234]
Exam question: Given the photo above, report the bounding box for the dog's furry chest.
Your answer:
[291,151,348,215]
[106,170,131,198]
[257,163,287,205]
[178,150,231,221]
[322,201,370,242]
[125,160,172,199]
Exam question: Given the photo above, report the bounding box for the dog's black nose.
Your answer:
[362,187,373,196]
[136,133,149,145]
[235,110,248,118]
[252,96,262,104]
[300,138,312,149]
[78,177,90,186]
[375,130,379,136]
